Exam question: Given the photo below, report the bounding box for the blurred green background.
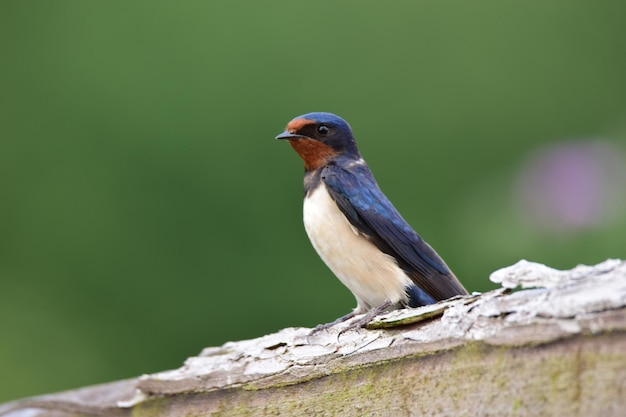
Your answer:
[1,0,625,403]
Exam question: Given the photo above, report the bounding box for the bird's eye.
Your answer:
[317,125,329,136]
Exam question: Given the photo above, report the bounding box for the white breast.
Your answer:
[303,184,412,312]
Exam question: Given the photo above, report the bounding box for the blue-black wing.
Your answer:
[321,163,467,303]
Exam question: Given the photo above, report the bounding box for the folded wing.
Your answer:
[321,164,468,301]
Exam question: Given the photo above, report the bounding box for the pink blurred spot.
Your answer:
[516,140,626,232]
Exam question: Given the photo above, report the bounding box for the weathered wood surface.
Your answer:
[1,259,625,417]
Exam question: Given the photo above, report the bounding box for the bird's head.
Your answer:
[276,112,360,171]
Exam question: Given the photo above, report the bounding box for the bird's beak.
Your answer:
[275,131,308,140]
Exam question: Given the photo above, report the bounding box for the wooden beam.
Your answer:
[1,259,625,416]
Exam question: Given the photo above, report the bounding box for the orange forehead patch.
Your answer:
[288,138,337,171]
[286,117,316,133]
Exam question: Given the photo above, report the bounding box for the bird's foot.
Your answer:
[309,311,358,335]
[309,301,393,336]
[337,301,392,335]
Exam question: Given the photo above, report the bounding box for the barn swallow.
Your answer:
[276,112,468,328]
